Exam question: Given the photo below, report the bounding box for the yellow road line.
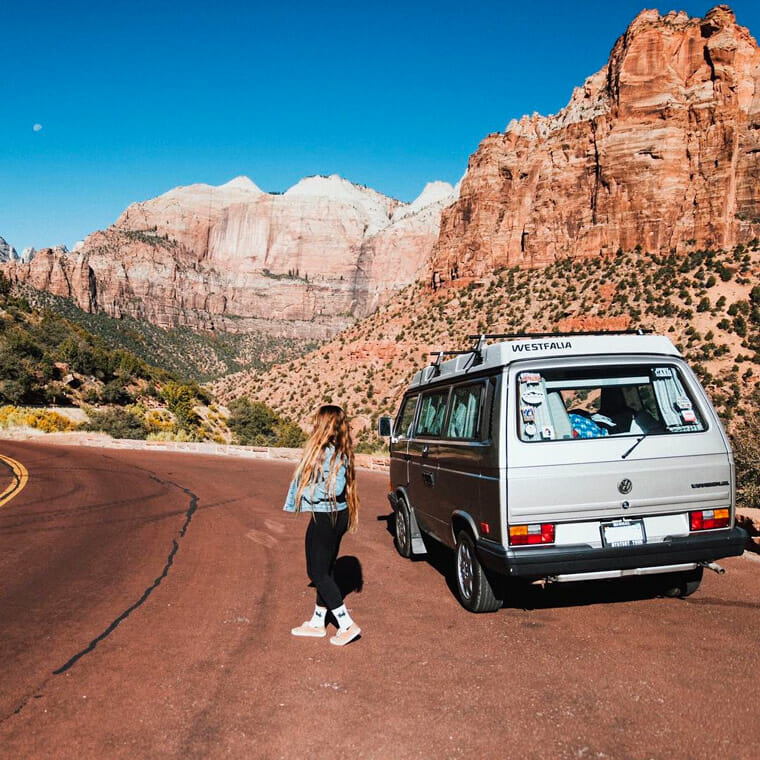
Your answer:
[0,454,29,508]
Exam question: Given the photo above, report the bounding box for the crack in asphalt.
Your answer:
[1,471,199,723]
[53,477,198,675]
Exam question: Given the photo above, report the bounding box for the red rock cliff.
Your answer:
[431,5,760,279]
[2,176,457,338]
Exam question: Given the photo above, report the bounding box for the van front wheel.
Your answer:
[394,498,413,558]
[454,531,502,612]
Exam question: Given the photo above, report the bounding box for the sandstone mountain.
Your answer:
[431,5,760,280]
[0,237,17,262]
[2,176,457,339]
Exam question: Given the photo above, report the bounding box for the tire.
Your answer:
[661,566,703,598]
[454,530,502,612]
[394,498,413,559]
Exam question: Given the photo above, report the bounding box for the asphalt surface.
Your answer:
[0,440,758,760]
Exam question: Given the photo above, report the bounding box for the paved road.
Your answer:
[0,441,758,760]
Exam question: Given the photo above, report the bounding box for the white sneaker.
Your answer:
[291,622,327,637]
[329,623,361,646]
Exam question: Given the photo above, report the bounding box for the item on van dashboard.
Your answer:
[569,413,609,438]
[380,331,747,613]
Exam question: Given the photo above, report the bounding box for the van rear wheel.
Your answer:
[454,531,502,612]
[394,498,413,558]
[661,566,703,598]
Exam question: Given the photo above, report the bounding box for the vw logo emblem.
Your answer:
[618,479,633,495]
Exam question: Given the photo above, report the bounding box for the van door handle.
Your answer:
[422,445,429,457]
[422,471,434,487]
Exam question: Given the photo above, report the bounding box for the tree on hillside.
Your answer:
[161,382,202,431]
[228,398,305,447]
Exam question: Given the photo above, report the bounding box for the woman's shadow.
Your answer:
[308,556,364,623]
[334,556,363,597]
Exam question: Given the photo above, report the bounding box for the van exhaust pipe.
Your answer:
[699,561,726,575]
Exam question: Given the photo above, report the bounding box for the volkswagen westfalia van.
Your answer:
[378,332,748,611]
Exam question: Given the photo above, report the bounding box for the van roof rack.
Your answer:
[466,329,651,342]
[465,329,652,365]
[427,350,474,376]
[428,330,653,378]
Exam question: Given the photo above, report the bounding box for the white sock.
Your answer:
[331,604,354,631]
[308,605,327,628]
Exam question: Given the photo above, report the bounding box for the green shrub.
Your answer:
[161,382,201,430]
[100,380,134,405]
[228,397,305,447]
[83,408,148,439]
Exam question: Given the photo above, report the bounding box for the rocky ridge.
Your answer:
[2,176,457,339]
[431,5,760,280]
[0,237,17,262]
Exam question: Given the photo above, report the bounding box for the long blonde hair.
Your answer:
[293,405,359,530]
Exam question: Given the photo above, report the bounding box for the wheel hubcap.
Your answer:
[457,542,473,599]
[397,509,408,552]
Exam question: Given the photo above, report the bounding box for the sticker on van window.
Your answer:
[541,425,554,440]
[654,367,672,378]
[521,407,535,422]
[524,422,537,437]
[681,408,697,423]
[519,373,542,384]
[521,389,545,406]
[674,397,693,411]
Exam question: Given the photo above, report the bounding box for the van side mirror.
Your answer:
[377,416,393,437]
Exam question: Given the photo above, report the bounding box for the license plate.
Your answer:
[601,519,645,547]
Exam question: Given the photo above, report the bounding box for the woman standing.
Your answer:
[283,405,361,646]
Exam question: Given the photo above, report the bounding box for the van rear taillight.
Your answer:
[690,509,730,531]
[509,523,555,546]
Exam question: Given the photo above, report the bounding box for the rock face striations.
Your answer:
[431,5,760,279]
[3,176,457,338]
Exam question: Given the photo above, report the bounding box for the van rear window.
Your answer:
[516,365,706,442]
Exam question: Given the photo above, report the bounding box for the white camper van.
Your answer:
[378,332,748,612]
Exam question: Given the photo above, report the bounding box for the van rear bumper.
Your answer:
[476,527,749,579]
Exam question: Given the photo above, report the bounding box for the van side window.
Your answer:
[394,394,418,438]
[417,388,450,438]
[446,383,483,440]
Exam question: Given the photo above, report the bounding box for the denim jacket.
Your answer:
[283,445,347,513]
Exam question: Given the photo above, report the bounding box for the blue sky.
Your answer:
[2,1,760,252]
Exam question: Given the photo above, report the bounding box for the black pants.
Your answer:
[305,509,349,610]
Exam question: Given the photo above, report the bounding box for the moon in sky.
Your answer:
[33,124,43,132]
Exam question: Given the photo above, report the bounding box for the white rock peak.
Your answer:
[284,174,385,202]
[391,181,458,223]
[283,174,399,235]
[221,176,263,193]
[0,236,18,262]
